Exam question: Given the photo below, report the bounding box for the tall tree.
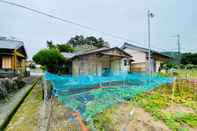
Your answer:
[47,40,56,49]
[56,44,74,52]
[181,53,197,65]
[33,48,66,73]
[68,35,86,47]
[67,35,110,48]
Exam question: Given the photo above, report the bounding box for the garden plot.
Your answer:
[92,79,197,131]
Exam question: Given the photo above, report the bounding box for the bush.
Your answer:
[29,63,36,69]
[160,62,178,70]
[33,48,66,73]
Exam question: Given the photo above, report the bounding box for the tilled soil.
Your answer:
[112,103,170,131]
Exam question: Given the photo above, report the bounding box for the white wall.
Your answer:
[124,48,147,63]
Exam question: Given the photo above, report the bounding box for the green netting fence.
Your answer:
[45,72,174,121]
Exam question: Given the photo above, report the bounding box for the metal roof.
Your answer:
[122,42,171,59]
[61,52,78,59]
[72,47,132,58]
[0,39,24,49]
[62,47,132,60]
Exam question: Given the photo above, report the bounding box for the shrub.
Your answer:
[33,48,66,73]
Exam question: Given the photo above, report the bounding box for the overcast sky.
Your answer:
[0,0,197,59]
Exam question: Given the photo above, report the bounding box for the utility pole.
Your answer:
[176,34,181,64]
[177,34,181,63]
[147,10,154,78]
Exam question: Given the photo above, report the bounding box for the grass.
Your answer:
[160,69,197,79]
[176,69,197,78]
[6,81,43,131]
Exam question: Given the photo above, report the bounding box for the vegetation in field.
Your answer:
[175,70,197,78]
[133,80,197,131]
[90,106,119,131]
[162,52,197,67]
[90,76,197,131]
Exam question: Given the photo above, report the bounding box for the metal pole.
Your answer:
[147,10,151,78]
[177,34,181,64]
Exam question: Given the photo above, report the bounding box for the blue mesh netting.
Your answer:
[44,72,174,121]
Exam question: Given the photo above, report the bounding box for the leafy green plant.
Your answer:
[131,78,197,131]
[33,48,66,73]
[90,107,119,131]
[174,112,197,127]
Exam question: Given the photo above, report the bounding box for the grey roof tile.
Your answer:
[0,39,24,49]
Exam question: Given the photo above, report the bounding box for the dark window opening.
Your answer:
[124,59,128,66]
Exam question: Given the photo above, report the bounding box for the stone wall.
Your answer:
[0,77,25,100]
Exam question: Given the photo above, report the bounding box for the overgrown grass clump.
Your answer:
[90,106,119,131]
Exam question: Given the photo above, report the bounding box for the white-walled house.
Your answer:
[121,43,171,72]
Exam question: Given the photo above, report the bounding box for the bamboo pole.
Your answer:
[172,77,176,104]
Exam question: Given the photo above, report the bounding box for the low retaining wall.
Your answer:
[39,79,53,131]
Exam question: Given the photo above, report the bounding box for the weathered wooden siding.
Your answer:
[72,54,128,76]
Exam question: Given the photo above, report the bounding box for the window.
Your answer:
[124,59,128,66]
[2,57,11,69]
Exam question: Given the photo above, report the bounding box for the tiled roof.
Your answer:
[62,47,132,60]
[0,39,24,49]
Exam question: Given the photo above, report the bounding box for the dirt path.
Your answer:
[163,103,195,114]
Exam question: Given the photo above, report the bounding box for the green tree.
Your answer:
[47,40,56,49]
[181,53,197,65]
[67,35,110,48]
[33,48,66,73]
[68,35,86,47]
[56,44,74,52]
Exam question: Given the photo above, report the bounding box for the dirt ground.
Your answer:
[163,103,195,114]
[163,103,197,131]
[112,103,170,131]
[48,98,81,131]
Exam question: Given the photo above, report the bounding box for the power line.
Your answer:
[151,45,178,52]
[0,0,144,45]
